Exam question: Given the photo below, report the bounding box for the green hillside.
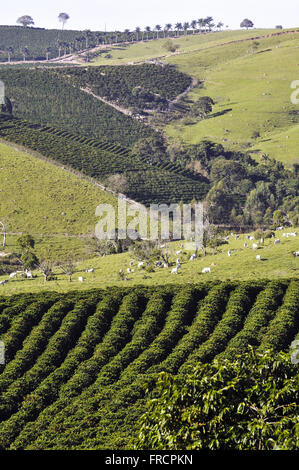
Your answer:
[0,141,121,260]
[0,280,297,449]
[92,29,299,166]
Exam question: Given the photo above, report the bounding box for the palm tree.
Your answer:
[6,46,14,62]
[183,22,190,36]
[45,46,51,61]
[57,40,63,57]
[191,20,197,34]
[135,27,141,41]
[197,18,204,33]
[114,31,121,43]
[205,16,214,31]
[95,32,102,45]
[217,22,224,31]
[175,23,182,37]
[145,26,151,40]
[20,46,29,61]
[124,29,130,42]
[83,30,92,49]
[155,25,162,39]
[165,23,172,37]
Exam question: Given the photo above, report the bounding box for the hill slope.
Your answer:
[93,28,299,166]
[0,280,297,449]
[0,142,118,236]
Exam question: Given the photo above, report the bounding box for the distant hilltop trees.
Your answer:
[16,15,34,27]
[58,13,70,30]
[240,19,254,29]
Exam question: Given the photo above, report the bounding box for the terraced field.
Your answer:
[0,280,298,450]
[0,114,209,206]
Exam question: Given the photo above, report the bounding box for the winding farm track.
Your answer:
[2,29,299,67]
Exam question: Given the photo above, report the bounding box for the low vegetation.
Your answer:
[0,280,297,449]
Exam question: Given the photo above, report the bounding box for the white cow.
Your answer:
[256,255,261,261]
[171,267,179,274]
[293,251,299,257]
[138,262,145,268]
[274,239,280,245]
[78,277,84,282]
[252,243,258,250]
[175,250,182,255]
[244,243,248,248]
[0,280,8,285]
[189,254,196,261]
[9,272,17,278]
[202,267,211,273]
[227,250,231,257]
[86,268,94,273]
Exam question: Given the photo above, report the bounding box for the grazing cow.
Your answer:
[175,250,182,255]
[274,239,280,245]
[202,267,211,273]
[119,269,123,274]
[252,244,258,250]
[26,271,33,278]
[86,268,94,273]
[138,262,145,268]
[235,234,240,240]
[0,280,8,285]
[249,236,255,241]
[78,277,84,282]
[227,250,231,257]
[244,242,248,248]
[293,251,299,257]
[171,267,179,274]
[9,272,17,278]
[189,254,196,261]
[256,255,261,261]
[127,268,131,274]
[129,261,134,267]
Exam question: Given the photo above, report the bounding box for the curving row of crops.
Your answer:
[55,64,192,109]
[0,114,209,205]
[0,280,298,450]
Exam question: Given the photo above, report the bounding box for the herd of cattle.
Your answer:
[0,231,298,285]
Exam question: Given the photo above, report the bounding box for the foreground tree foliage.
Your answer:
[135,348,299,450]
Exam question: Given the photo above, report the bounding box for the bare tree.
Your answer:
[58,257,76,282]
[38,261,55,282]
